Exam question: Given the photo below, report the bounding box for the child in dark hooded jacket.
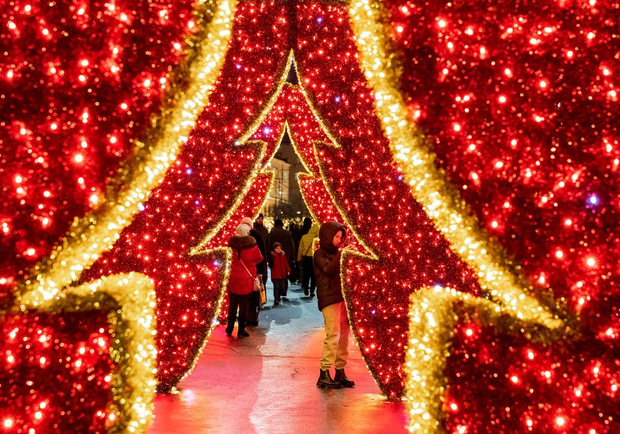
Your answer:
[313,221,355,389]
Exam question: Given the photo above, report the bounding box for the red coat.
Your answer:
[270,251,291,280]
[228,235,264,295]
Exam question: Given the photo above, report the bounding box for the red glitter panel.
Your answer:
[81,2,291,392]
[0,311,113,433]
[386,0,620,430]
[0,0,196,302]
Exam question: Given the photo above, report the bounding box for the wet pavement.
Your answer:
[149,282,407,434]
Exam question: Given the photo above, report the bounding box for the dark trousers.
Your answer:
[227,293,251,334]
[302,256,315,295]
[272,278,288,302]
[247,292,260,323]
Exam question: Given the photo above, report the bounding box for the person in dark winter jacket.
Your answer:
[253,214,269,286]
[226,224,263,338]
[270,242,291,306]
[297,223,319,297]
[291,217,312,284]
[313,221,355,389]
[241,217,265,326]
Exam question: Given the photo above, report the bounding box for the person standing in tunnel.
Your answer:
[253,213,269,286]
[313,221,355,389]
[297,223,319,297]
[241,217,265,326]
[226,224,263,338]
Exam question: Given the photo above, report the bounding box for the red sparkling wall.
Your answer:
[0,0,195,302]
[1,0,194,431]
[386,0,620,431]
[81,2,291,392]
[0,312,113,432]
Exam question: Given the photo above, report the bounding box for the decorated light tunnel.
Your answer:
[1,0,620,433]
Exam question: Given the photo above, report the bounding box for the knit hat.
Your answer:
[236,224,250,237]
[273,242,283,249]
[240,217,253,228]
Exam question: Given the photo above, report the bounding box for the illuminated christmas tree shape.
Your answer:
[192,57,374,260]
[13,3,574,433]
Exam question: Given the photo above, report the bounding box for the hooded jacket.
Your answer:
[313,221,346,311]
[270,250,291,280]
[297,224,319,261]
[227,235,263,295]
[266,225,295,263]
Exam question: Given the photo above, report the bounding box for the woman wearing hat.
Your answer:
[226,224,263,338]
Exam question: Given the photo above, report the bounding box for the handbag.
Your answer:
[258,285,267,305]
[240,259,267,305]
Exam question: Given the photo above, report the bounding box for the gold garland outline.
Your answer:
[405,286,566,433]
[177,50,298,387]
[11,0,236,425]
[348,0,567,330]
[17,0,237,308]
[15,273,157,434]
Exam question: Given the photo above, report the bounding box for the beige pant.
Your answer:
[320,302,350,370]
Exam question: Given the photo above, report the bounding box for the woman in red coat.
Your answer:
[226,224,263,338]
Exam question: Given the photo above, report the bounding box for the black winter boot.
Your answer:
[316,370,343,389]
[334,369,355,387]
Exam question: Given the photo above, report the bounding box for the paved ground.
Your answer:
[149,282,407,434]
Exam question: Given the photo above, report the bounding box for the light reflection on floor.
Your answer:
[149,283,407,434]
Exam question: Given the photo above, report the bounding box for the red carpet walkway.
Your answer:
[149,282,407,434]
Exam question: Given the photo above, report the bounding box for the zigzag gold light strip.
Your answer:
[17,272,157,434]
[12,0,236,430]
[348,0,563,329]
[405,287,561,433]
[18,0,237,308]
[176,51,295,386]
[284,54,378,259]
[348,0,574,429]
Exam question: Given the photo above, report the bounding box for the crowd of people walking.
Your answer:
[225,214,355,389]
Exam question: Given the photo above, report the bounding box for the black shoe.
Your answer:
[304,288,309,296]
[334,369,355,387]
[316,370,343,389]
[225,329,233,337]
[310,292,315,298]
[273,301,280,307]
[238,330,250,338]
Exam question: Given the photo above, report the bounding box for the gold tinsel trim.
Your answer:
[16,273,157,434]
[18,0,236,308]
[348,0,574,425]
[405,287,566,433]
[13,0,237,430]
[348,0,562,327]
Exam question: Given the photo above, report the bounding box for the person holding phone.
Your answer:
[313,221,355,388]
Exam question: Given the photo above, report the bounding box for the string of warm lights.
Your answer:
[4,0,619,432]
[17,0,236,308]
[4,0,235,430]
